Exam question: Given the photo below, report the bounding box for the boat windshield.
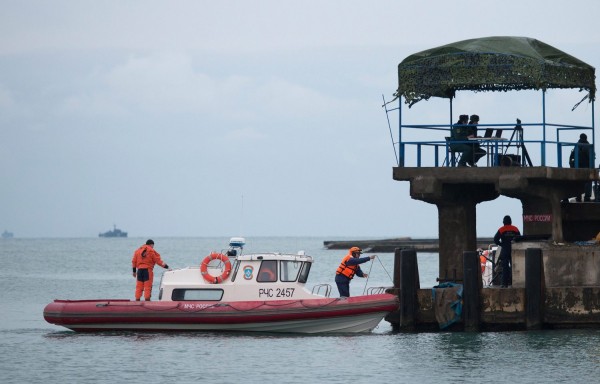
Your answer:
[257,260,277,282]
[298,262,311,283]
[231,259,241,282]
[229,257,312,283]
[280,260,303,282]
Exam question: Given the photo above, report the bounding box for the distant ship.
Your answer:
[99,225,127,238]
[2,230,13,239]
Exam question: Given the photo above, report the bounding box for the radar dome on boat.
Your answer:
[229,237,245,248]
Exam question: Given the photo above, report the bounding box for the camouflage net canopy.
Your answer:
[396,36,596,107]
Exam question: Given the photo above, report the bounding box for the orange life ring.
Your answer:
[200,252,232,284]
[257,268,276,282]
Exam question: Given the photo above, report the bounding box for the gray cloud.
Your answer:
[0,1,598,237]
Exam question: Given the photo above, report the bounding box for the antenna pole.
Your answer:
[240,194,244,236]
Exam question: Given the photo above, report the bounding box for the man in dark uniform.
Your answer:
[569,133,593,201]
[493,216,521,288]
[450,114,471,167]
[467,114,486,166]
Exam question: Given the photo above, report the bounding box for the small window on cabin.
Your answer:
[280,260,302,282]
[298,262,311,283]
[257,260,277,282]
[171,289,224,301]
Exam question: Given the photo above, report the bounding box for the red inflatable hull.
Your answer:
[44,294,399,334]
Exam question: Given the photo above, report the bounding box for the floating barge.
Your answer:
[323,237,495,253]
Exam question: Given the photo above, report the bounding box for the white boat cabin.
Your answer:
[158,251,332,302]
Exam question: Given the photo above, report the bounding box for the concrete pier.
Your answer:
[393,166,599,282]
[384,35,599,331]
[386,245,600,331]
[384,166,600,331]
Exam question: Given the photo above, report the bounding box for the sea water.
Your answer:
[0,237,598,384]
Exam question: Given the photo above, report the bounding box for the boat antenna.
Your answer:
[382,94,399,165]
[240,194,244,236]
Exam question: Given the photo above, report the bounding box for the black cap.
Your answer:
[146,239,154,245]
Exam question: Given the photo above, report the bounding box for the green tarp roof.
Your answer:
[395,36,596,107]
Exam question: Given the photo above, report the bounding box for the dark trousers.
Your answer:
[500,253,512,286]
[451,143,471,166]
[452,143,486,166]
[335,274,351,297]
[584,181,593,200]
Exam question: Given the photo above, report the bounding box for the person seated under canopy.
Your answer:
[450,114,486,167]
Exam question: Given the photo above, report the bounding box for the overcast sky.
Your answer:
[1,1,598,238]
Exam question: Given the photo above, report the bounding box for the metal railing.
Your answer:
[366,286,392,295]
[311,283,331,297]
[382,93,596,168]
[389,122,595,168]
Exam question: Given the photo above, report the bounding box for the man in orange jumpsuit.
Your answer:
[131,239,169,301]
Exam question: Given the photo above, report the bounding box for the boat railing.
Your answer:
[311,284,331,298]
[366,286,392,295]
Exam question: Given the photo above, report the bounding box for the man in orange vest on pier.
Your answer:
[132,239,169,301]
[334,246,376,297]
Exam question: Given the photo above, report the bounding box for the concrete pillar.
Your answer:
[385,248,403,329]
[521,195,563,242]
[463,251,481,331]
[393,248,401,289]
[437,202,476,282]
[398,249,419,331]
[525,248,545,330]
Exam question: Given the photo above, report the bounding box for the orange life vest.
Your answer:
[336,254,359,279]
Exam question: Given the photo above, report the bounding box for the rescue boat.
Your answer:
[44,238,398,334]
